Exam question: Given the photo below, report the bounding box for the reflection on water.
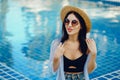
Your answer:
[21,6,59,60]
[0,0,120,79]
[0,0,13,67]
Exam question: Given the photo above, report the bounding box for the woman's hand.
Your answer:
[86,39,97,56]
[54,43,65,59]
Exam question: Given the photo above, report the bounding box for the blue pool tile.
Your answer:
[11,73,20,77]
[105,75,113,78]
[111,73,119,76]
[92,70,120,80]
[7,71,15,74]
[17,76,25,79]
[112,78,120,80]
[0,63,30,80]
[30,77,41,80]
[0,70,2,73]
[98,77,107,80]
[9,78,17,80]
[0,73,7,76]
[0,66,5,69]
[3,68,10,71]
[3,75,12,78]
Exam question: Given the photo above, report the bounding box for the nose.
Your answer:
[68,22,72,27]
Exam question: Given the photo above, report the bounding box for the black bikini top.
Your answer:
[63,54,87,72]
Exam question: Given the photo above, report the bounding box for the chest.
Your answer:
[64,44,82,60]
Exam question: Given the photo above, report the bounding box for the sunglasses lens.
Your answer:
[64,19,69,25]
[72,20,78,26]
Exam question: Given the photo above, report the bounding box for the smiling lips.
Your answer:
[67,28,73,32]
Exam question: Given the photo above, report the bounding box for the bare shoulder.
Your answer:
[51,39,61,46]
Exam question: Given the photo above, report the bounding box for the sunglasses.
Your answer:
[64,19,79,27]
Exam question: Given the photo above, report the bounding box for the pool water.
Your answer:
[0,0,120,80]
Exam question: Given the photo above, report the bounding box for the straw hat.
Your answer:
[60,5,91,32]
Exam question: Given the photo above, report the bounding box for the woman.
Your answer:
[49,6,97,80]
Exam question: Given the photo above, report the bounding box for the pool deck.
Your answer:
[0,62,120,80]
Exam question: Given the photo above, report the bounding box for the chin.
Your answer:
[67,32,75,35]
[67,31,79,36]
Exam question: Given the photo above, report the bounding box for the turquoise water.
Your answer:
[0,0,120,80]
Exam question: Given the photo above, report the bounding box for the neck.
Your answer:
[68,34,78,42]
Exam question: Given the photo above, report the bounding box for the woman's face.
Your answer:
[64,13,81,35]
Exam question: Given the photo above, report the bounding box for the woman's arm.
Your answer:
[53,43,65,72]
[87,54,96,73]
[86,39,97,73]
[53,54,61,72]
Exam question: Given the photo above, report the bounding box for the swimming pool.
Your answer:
[0,0,120,80]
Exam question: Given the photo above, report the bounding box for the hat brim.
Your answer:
[60,6,91,33]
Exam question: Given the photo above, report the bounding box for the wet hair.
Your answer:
[61,11,88,54]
